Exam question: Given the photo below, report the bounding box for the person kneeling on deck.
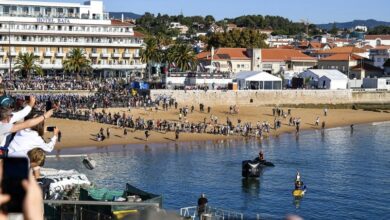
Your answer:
[197,193,208,219]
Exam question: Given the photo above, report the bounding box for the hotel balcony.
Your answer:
[44,51,53,57]
[112,53,121,58]
[101,53,110,58]
[9,51,17,56]
[33,52,41,57]
[123,53,131,58]
[133,54,141,59]
[56,52,65,57]
[90,53,99,58]
[0,51,6,56]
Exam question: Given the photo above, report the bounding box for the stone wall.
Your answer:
[150,90,390,106]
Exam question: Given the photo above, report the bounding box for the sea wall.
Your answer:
[150,90,390,106]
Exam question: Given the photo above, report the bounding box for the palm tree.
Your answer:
[170,44,197,71]
[140,37,162,80]
[14,52,43,80]
[63,48,92,80]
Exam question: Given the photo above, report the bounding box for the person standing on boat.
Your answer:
[197,193,208,219]
[295,171,304,190]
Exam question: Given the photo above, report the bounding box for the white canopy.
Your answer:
[236,71,282,81]
[235,71,282,90]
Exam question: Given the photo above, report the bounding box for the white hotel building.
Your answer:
[0,0,146,77]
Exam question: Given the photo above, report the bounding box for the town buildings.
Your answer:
[0,0,145,77]
[196,48,316,75]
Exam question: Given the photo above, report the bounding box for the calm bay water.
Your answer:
[46,122,390,219]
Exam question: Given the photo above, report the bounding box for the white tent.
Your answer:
[318,73,348,90]
[299,69,347,88]
[236,71,282,90]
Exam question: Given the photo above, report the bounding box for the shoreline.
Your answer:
[46,106,390,151]
[48,120,390,156]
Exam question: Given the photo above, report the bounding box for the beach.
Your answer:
[45,105,390,149]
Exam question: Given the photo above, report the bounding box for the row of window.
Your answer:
[0,24,132,33]
[0,58,142,65]
[0,35,142,45]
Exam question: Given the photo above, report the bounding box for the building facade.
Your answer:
[0,0,145,77]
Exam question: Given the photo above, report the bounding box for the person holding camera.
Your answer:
[7,112,59,157]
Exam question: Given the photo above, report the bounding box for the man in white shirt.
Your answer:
[0,97,54,158]
[0,95,36,147]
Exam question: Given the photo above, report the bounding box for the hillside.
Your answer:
[109,12,142,20]
[317,19,390,30]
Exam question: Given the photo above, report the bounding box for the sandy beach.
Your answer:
[43,105,390,149]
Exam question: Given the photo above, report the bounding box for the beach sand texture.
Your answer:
[43,105,390,149]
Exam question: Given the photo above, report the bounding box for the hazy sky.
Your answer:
[24,0,390,24]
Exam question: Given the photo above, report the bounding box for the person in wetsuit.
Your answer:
[197,193,208,218]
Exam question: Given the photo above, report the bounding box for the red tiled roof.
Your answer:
[317,46,366,54]
[197,48,316,62]
[351,62,384,71]
[110,19,134,26]
[365,35,390,40]
[133,31,145,38]
[309,42,322,49]
[196,48,250,60]
[320,53,363,61]
[261,49,316,61]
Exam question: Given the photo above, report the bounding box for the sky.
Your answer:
[24,0,390,24]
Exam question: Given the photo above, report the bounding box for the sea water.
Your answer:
[46,122,390,219]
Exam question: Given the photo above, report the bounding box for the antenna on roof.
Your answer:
[300,18,311,35]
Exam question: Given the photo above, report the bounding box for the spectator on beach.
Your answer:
[145,130,150,141]
[315,117,320,126]
[124,128,128,136]
[8,112,60,157]
[322,121,326,129]
[207,106,211,114]
[175,129,180,141]
[106,128,110,139]
[324,108,328,116]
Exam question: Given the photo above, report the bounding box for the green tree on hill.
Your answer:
[205,29,268,49]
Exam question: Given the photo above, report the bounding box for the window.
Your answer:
[237,64,240,68]
[263,64,272,69]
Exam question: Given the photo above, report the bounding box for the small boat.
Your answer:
[242,160,261,178]
[292,185,307,198]
[242,158,275,178]
[292,171,306,198]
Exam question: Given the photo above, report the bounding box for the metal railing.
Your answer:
[180,206,244,220]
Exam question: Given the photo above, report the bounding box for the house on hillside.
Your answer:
[315,46,368,59]
[318,53,363,76]
[365,35,390,47]
[369,45,390,68]
[350,62,384,79]
[169,22,189,34]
